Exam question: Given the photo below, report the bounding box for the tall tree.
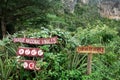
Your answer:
[0,0,53,38]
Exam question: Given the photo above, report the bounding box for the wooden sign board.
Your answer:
[19,60,40,70]
[76,46,105,75]
[76,46,105,54]
[13,37,57,45]
[17,47,43,57]
[15,37,58,71]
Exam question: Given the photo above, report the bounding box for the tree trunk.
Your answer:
[1,17,6,38]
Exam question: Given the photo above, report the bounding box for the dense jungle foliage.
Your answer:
[0,0,120,80]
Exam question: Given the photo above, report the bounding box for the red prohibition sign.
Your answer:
[25,49,30,55]
[19,49,24,55]
[31,49,37,56]
[29,62,35,69]
[21,60,37,70]
[17,47,44,57]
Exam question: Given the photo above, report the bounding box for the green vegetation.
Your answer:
[0,0,120,80]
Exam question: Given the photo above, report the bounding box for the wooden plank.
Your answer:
[19,60,40,70]
[76,46,105,54]
[17,47,43,57]
[13,36,58,45]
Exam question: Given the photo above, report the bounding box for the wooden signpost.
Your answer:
[14,37,58,70]
[76,46,105,75]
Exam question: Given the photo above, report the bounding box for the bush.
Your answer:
[1,26,120,80]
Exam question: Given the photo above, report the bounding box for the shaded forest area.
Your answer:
[0,0,120,38]
[0,0,120,80]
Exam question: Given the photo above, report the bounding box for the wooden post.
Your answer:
[87,53,92,75]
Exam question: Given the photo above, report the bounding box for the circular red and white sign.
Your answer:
[35,66,40,70]
[25,49,30,55]
[31,50,37,56]
[38,50,43,56]
[19,49,24,55]
[23,62,28,68]
[29,62,35,69]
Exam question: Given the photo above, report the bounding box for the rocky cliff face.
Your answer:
[62,0,77,13]
[81,0,89,4]
[62,0,89,13]
[98,0,120,19]
[61,0,120,20]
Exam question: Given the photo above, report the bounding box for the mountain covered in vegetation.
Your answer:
[0,0,120,80]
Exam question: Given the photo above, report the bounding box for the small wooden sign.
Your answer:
[17,47,43,57]
[19,60,40,70]
[77,46,105,54]
[76,46,105,75]
[13,36,58,45]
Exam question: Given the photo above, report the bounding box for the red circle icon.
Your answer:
[29,62,35,69]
